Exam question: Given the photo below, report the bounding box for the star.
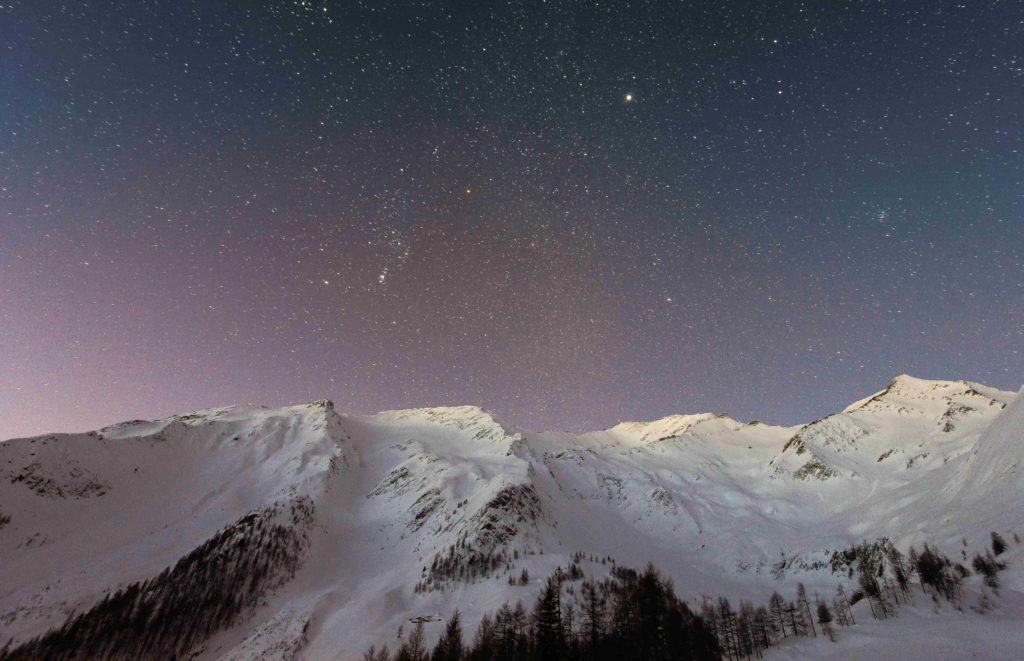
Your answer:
[1,0,1019,442]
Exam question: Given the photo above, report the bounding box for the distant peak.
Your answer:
[379,404,488,419]
[373,404,511,432]
[882,374,987,397]
[602,412,752,443]
[607,412,717,431]
[886,373,934,390]
[842,374,1003,414]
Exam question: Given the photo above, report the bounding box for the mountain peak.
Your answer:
[374,404,492,423]
[370,405,522,447]
[841,374,985,414]
[601,412,754,444]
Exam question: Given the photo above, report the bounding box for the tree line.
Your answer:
[417,485,545,594]
[0,498,315,661]
[371,530,1014,661]
[367,563,719,661]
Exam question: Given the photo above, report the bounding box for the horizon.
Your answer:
[4,371,1020,442]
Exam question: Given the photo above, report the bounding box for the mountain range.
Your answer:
[1,374,1021,658]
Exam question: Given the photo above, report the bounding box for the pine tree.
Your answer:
[737,601,762,659]
[580,579,606,657]
[972,551,1005,589]
[816,598,835,642]
[796,584,816,637]
[767,592,788,641]
[856,547,886,619]
[752,605,772,653]
[788,600,805,637]
[397,622,427,661]
[470,613,496,660]
[512,601,529,651]
[914,544,962,603]
[362,644,392,661]
[716,597,740,660]
[533,573,564,660]
[879,577,899,615]
[634,565,678,659]
[701,598,720,654]
[835,584,854,626]
[991,531,1007,556]
[431,610,463,661]
[494,603,514,657]
[886,545,912,602]
[562,600,579,656]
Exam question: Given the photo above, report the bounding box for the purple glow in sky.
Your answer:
[2,1,1021,440]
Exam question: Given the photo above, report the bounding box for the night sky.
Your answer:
[2,1,1022,440]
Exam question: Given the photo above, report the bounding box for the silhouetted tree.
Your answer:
[991,531,1007,556]
[767,592,788,641]
[468,613,496,661]
[533,573,565,660]
[816,598,835,642]
[397,622,427,661]
[886,545,912,602]
[833,585,854,626]
[580,579,606,657]
[796,584,816,637]
[432,610,464,661]
[364,645,392,661]
[972,552,1005,590]
[914,544,962,603]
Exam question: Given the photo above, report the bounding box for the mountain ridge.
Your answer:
[1,375,1020,658]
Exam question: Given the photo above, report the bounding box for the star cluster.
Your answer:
[1,1,1021,438]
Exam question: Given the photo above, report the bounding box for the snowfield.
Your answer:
[776,546,1024,660]
[0,375,1021,659]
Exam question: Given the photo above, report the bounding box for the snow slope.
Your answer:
[772,541,1024,660]
[0,377,1020,658]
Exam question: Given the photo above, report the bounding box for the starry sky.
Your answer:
[1,1,1022,440]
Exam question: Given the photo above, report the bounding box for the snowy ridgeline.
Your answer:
[0,376,1021,659]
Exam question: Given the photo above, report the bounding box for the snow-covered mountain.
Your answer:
[1,376,1021,658]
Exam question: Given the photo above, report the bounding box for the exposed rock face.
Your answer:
[8,461,109,499]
